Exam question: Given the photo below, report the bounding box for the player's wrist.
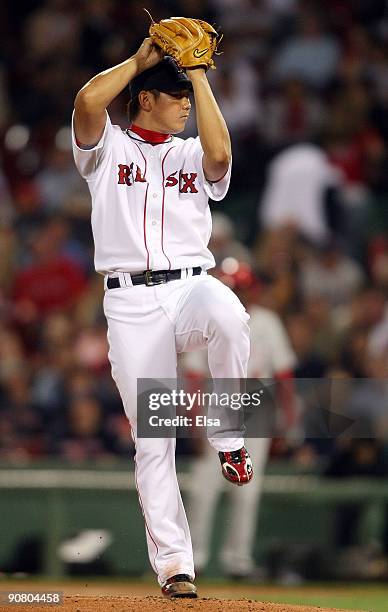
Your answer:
[130,54,143,76]
[186,67,206,80]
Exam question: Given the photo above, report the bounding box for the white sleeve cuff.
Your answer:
[203,161,232,201]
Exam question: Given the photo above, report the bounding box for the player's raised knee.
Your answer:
[209,305,249,343]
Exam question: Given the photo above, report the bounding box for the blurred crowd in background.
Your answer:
[1,0,388,475]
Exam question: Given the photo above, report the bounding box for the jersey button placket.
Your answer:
[147,189,162,267]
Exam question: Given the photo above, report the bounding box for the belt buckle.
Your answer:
[144,270,166,286]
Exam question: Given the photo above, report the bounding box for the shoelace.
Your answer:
[229,450,243,463]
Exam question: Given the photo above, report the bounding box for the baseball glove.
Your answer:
[149,16,221,71]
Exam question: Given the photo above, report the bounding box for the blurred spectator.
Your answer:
[73,324,109,372]
[300,239,365,307]
[78,0,116,72]
[12,217,87,323]
[23,0,81,63]
[286,312,328,378]
[259,144,343,245]
[212,69,259,138]
[0,64,11,128]
[273,11,340,88]
[209,212,253,266]
[367,235,388,291]
[35,145,88,213]
[368,302,388,359]
[0,164,14,227]
[0,325,45,459]
[339,328,369,378]
[325,79,385,211]
[0,225,18,293]
[53,395,116,461]
[336,25,372,85]
[261,79,325,148]
[303,296,342,363]
[253,227,300,314]
[344,359,388,436]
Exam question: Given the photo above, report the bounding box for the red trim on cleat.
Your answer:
[219,446,254,485]
[161,573,198,598]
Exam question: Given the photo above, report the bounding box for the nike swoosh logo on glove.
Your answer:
[193,48,209,58]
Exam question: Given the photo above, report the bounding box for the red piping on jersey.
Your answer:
[134,143,149,268]
[143,184,150,269]
[161,147,175,270]
[129,123,171,144]
[133,141,147,179]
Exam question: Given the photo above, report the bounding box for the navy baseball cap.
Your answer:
[129,56,193,100]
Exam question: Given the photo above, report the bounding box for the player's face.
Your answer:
[152,90,192,134]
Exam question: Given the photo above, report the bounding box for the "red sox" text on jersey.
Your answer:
[118,163,198,193]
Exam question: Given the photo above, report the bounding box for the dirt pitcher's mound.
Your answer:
[11,595,360,612]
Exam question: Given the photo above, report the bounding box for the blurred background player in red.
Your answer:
[183,259,297,579]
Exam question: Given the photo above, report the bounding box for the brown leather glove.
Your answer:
[149,16,220,71]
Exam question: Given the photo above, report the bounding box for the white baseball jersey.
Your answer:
[260,144,341,244]
[247,305,296,377]
[72,111,231,275]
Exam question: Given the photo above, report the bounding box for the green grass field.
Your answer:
[250,586,384,611]
[197,579,387,611]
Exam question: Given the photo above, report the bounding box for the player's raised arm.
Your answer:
[186,68,231,183]
[148,16,230,183]
[74,38,163,146]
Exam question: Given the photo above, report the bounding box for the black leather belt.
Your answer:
[106,267,202,289]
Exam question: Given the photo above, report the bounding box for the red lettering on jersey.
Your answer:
[118,163,133,185]
[165,171,179,188]
[118,163,145,185]
[135,165,146,182]
[180,172,198,193]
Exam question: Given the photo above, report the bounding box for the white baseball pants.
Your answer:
[103,274,250,585]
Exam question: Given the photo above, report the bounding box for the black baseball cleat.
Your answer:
[161,573,198,598]
[219,446,254,485]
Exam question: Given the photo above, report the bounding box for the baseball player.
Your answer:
[72,32,253,599]
[185,265,296,578]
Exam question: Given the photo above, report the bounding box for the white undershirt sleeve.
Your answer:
[203,159,232,201]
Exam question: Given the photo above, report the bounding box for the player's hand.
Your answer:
[134,38,163,74]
